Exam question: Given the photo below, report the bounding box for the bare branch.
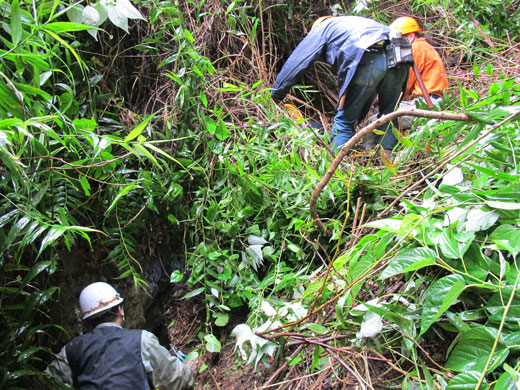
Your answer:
[310,109,472,234]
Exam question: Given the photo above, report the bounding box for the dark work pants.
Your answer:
[331,50,409,152]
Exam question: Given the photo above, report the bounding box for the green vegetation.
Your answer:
[1,0,520,388]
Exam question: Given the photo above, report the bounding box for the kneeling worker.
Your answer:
[46,282,195,389]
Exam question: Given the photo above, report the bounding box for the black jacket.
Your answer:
[66,326,149,390]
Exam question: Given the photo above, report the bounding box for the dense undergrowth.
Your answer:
[1,0,520,389]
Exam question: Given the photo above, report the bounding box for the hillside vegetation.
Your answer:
[1,0,520,389]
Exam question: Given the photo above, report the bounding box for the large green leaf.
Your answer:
[490,225,520,257]
[206,117,217,136]
[380,247,437,280]
[362,218,404,235]
[420,274,466,335]
[495,364,520,390]
[486,287,520,324]
[446,371,488,390]
[204,334,221,353]
[455,243,489,281]
[485,200,520,210]
[446,337,508,373]
[438,231,472,259]
[215,122,230,141]
[342,254,376,306]
[463,209,499,233]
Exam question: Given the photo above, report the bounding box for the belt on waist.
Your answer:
[365,40,386,52]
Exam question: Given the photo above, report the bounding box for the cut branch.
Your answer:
[310,109,472,234]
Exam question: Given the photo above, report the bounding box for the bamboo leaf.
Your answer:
[19,261,52,291]
[181,287,204,299]
[42,29,87,75]
[142,143,190,173]
[466,162,519,182]
[11,0,22,45]
[43,22,92,34]
[38,226,66,256]
[1,216,30,253]
[133,143,162,170]
[381,151,396,174]
[124,114,153,142]
[104,184,139,216]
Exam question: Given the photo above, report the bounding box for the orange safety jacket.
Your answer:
[405,37,448,98]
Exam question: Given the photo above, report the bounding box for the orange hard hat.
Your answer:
[390,16,422,35]
[311,16,332,30]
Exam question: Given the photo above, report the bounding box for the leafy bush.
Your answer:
[231,74,520,387]
[0,0,191,384]
[2,0,520,388]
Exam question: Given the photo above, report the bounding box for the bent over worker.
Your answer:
[271,15,409,153]
[46,282,195,390]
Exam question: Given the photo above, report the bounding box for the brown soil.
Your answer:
[194,342,268,390]
[161,283,269,389]
[159,279,459,390]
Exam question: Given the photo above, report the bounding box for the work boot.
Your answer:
[363,129,377,150]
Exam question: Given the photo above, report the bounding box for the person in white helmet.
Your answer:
[45,282,195,389]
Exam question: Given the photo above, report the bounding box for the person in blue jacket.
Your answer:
[272,15,409,154]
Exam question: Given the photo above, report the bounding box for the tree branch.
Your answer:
[310,109,472,234]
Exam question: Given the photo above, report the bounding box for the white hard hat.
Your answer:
[79,282,124,320]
